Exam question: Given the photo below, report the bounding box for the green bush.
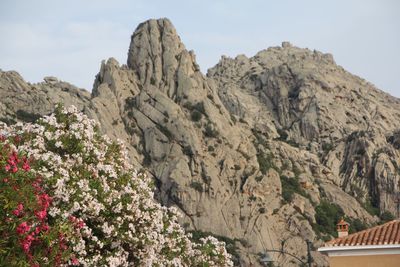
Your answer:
[276,128,288,141]
[189,230,240,266]
[183,145,193,157]
[204,124,219,138]
[191,110,202,121]
[380,211,395,223]
[157,124,173,140]
[363,199,380,217]
[125,97,135,109]
[189,181,203,192]
[280,175,309,203]
[322,142,334,153]
[313,200,344,238]
[256,152,274,174]
[347,218,368,234]
[16,110,41,123]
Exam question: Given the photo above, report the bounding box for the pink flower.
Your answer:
[77,220,85,229]
[12,209,20,216]
[71,257,79,266]
[22,241,30,253]
[35,210,47,221]
[21,234,34,253]
[41,224,50,232]
[11,151,19,163]
[22,162,30,171]
[16,222,30,235]
[12,203,24,216]
[12,166,18,173]
[5,165,11,171]
[3,177,9,183]
[38,193,51,209]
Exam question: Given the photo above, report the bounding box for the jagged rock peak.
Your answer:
[127,18,200,88]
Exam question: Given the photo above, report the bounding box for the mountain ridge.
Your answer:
[1,18,399,266]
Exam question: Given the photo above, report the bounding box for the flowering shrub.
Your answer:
[0,105,232,266]
[0,133,76,266]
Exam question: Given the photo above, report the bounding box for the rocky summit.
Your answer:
[1,18,399,266]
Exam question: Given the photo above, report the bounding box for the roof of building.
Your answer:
[337,218,349,226]
[324,220,400,247]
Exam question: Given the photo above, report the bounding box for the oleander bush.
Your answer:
[0,105,232,267]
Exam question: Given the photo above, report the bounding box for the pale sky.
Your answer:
[0,0,399,97]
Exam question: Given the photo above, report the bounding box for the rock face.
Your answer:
[1,19,400,266]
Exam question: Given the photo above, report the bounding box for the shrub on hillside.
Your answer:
[313,200,344,238]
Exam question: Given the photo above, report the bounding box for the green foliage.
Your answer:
[201,170,211,185]
[363,199,380,217]
[380,211,395,223]
[189,181,203,192]
[183,145,193,157]
[292,165,302,177]
[125,97,135,109]
[0,117,16,125]
[280,175,309,203]
[347,217,368,234]
[16,109,41,123]
[184,101,205,114]
[189,230,240,266]
[313,200,344,238]
[190,110,202,121]
[157,124,173,140]
[276,128,288,141]
[346,130,366,143]
[275,128,299,147]
[233,164,241,171]
[256,152,274,175]
[204,124,219,138]
[322,142,334,153]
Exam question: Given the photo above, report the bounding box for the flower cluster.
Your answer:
[0,105,232,266]
[0,132,75,266]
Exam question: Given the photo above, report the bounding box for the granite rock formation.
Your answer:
[1,18,399,266]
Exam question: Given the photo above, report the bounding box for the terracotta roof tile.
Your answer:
[324,220,400,247]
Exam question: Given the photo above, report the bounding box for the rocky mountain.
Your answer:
[1,18,399,266]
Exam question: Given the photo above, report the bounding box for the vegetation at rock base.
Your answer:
[280,175,310,203]
[313,200,344,240]
[189,230,241,266]
[191,109,202,121]
[256,152,274,175]
[190,181,204,192]
[204,124,219,138]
